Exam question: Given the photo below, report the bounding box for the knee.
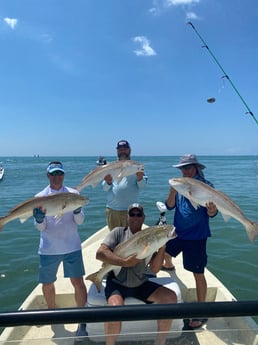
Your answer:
[161,290,177,304]
[71,277,85,288]
[107,295,124,307]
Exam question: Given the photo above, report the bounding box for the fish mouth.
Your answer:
[168,226,177,239]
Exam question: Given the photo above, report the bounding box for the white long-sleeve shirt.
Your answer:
[35,185,85,255]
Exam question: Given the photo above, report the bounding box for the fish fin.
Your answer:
[54,214,63,221]
[20,216,30,224]
[115,173,124,183]
[221,213,231,222]
[113,267,122,276]
[185,190,200,209]
[90,181,99,188]
[189,200,199,210]
[86,271,102,293]
[117,171,123,179]
[116,167,127,182]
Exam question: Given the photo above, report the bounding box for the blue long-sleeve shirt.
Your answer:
[165,176,214,240]
[102,175,147,210]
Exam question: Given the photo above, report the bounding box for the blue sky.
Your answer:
[0,0,258,157]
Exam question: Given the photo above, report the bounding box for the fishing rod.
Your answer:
[188,22,258,125]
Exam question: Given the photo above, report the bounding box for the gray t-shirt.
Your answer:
[102,227,149,288]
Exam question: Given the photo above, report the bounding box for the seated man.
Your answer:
[96,203,177,345]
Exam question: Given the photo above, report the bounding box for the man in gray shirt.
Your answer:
[96,203,177,345]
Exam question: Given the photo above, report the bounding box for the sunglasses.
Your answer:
[129,212,143,218]
[49,171,64,176]
[180,164,194,170]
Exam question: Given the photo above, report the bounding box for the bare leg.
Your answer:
[42,283,56,308]
[70,277,87,307]
[155,319,173,345]
[148,286,177,345]
[105,294,124,345]
[71,277,88,338]
[193,272,207,302]
[105,321,122,345]
[188,273,207,328]
[163,253,175,269]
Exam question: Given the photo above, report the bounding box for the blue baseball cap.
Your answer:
[116,140,130,149]
[47,162,65,174]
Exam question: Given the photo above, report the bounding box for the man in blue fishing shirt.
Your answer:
[102,140,147,230]
[165,154,218,330]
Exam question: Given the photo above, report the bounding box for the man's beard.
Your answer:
[118,153,130,160]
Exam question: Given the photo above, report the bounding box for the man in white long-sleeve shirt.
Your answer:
[33,161,88,338]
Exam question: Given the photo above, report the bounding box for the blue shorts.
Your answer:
[105,278,161,303]
[166,237,207,274]
[39,250,85,284]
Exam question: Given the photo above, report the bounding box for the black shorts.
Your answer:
[105,278,161,303]
[166,237,207,274]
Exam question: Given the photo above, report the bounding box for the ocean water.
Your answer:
[1,155,258,315]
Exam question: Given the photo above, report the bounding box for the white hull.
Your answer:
[0,225,258,344]
[0,168,4,181]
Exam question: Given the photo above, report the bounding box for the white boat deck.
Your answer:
[1,226,258,345]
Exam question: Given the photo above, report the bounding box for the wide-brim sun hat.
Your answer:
[173,154,206,169]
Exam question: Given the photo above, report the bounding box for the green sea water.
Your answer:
[0,155,258,314]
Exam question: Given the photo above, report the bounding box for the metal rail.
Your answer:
[1,301,258,327]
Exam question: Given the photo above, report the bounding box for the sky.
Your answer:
[0,0,258,157]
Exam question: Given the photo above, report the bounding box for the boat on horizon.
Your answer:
[0,163,5,181]
[0,224,258,344]
[96,156,107,166]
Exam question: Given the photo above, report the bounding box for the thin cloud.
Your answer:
[4,17,18,30]
[165,0,200,5]
[132,36,156,57]
[40,33,53,44]
[149,0,200,16]
[186,11,200,20]
[149,0,161,15]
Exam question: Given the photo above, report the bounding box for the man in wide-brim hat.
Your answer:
[164,154,218,330]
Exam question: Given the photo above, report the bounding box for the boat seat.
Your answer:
[87,276,183,341]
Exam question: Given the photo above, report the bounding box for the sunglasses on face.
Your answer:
[129,212,143,218]
[180,164,194,170]
[49,171,64,176]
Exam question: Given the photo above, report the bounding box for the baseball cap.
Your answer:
[116,140,130,149]
[128,203,144,214]
[47,162,65,174]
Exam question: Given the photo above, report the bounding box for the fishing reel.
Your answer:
[156,201,167,225]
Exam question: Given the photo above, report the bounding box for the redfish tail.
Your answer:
[75,185,83,192]
[0,217,7,232]
[85,271,102,293]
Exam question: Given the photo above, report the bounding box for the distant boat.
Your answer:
[0,163,4,181]
[96,156,107,166]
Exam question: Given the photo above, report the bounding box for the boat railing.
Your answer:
[1,300,258,327]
